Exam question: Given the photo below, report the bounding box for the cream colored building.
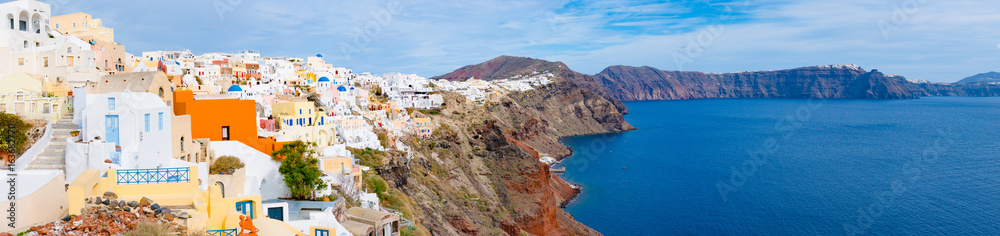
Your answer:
[0,0,102,86]
[51,12,133,75]
[0,72,70,122]
[50,12,114,43]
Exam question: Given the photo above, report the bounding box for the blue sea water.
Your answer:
[561,97,1000,235]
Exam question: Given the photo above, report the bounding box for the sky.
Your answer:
[47,0,1000,82]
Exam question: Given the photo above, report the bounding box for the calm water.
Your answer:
[561,97,1000,235]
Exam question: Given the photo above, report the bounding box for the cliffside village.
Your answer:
[0,0,555,235]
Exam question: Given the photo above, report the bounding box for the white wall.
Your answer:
[79,92,173,169]
[209,141,289,200]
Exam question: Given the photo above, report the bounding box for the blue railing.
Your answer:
[116,167,190,184]
[206,229,237,236]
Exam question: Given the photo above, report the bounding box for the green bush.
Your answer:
[350,147,387,167]
[209,156,245,175]
[275,141,324,200]
[0,113,30,156]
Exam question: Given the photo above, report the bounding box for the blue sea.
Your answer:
[561,97,1000,235]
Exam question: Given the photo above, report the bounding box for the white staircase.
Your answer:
[27,113,74,171]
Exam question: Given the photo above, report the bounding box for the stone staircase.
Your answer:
[27,113,75,171]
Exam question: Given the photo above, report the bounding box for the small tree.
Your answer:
[209,156,245,175]
[274,141,324,200]
[0,112,30,156]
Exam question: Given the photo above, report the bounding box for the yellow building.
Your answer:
[67,166,306,235]
[50,12,115,43]
[273,100,321,127]
[0,72,71,122]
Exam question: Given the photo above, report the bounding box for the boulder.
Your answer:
[139,197,153,207]
[102,191,118,200]
[150,203,160,210]
[127,201,139,208]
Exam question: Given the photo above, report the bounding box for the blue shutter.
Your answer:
[144,114,150,132]
[158,112,164,130]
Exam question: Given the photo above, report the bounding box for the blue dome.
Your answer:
[318,77,330,82]
[227,85,243,92]
[316,54,323,58]
[337,86,348,92]
[350,87,355,90]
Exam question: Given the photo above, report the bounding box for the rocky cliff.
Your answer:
[594,65,1000,101]
[593,65,921,101]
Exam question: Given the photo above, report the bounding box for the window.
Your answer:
[43,57,47,67]
[158,88,164,98]
[0,103,5,112]
[8,18,12,30]
[222,126,230,141]
[67,47,72,53]
[144,114,150,132]
[314,229,329,236]
[158,112,164,130]
[18,20,26,31]
[180,137,184,152]
[27,102,33,113]
[236,201,253,217]
[299,109,302,115]
[108,98,115,110]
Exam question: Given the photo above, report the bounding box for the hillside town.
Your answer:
[0,1,560,235]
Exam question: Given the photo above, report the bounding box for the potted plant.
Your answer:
[70,131,80,137]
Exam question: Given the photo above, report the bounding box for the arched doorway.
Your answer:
[215,181,225,197]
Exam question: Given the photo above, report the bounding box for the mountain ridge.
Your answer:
[593,65,1000,101]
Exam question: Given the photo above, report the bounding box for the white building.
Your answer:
[66,91,174,181]
[334,115,382,150]
[142,50,193,61]
[0,0,102,86]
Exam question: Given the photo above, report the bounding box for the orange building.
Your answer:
[173,90,285,154]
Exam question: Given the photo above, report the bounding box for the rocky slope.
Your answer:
[370,56,635,235]
[594,65,1000,101]
[593,65,920,101]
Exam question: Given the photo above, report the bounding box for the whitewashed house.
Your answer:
[65,91,174,181]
